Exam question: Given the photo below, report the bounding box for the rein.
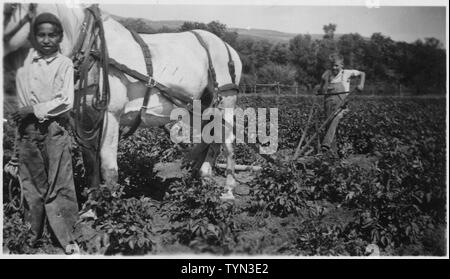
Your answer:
[70,5,110,154]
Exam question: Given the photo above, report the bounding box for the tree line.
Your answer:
[4,18,446,96]
[144,20,445,95]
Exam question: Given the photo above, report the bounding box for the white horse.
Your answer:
[3,3,242,199]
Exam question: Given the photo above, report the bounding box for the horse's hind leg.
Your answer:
[221,92,238,199]
[199,93,237,199]
[199,143,221,178]
[199,91,238,200]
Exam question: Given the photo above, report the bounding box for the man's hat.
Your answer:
[29,12,63,50]
[329,53,344,65]
[32,12,63,34]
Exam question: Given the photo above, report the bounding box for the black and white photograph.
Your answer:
[1,0,448,261]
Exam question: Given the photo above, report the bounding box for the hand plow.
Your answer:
[291,90,355,162]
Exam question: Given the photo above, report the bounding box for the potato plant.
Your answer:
[2,95,446,256]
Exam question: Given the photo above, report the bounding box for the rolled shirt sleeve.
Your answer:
[345,69,362,77]
[32,60,74,121]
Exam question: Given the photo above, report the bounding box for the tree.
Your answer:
[235,38,256,74]
[337,33,366,69]
[323,23,337,40]
[179,21,208,31]
[269,43,290,65]
[289,34,317,88]
[206,21,227,38]
[364,33,396,81]
[222,30,239,47]
[250,40,273,71]
[258,62,297,85]
[180,20,238,47]
[407,38,446,94]
[313,23,339,78]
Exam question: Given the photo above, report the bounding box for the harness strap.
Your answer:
[92,29,238,140]
[69,5,111,192]
[120,27,155,139]
[72,5,108,149]
[127,28,154,77]
[90,52,194,113]
[69,9,91,62]
[190,30,218,89]
[223,41,236,84]
[88,5,110,111]
[190,31,239,95]
[218,83,240,92]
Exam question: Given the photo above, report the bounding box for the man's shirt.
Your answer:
[322,69,362,93]
[16,49,74,122]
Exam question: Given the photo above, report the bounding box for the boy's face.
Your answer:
[35,23,62,56]
[331,62,343,75]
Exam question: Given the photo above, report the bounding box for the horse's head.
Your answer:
[3,3,38,56]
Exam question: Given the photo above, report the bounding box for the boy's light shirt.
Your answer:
[16,48,74,122]
[328,69,362,92]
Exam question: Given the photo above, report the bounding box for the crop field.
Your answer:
[2,94,447,256]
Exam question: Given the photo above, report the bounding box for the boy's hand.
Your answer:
[11,106,33,123]
[356,85,364,92]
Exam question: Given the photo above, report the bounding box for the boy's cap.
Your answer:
[32,12,63,33]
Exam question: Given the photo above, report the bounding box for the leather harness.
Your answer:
[71,6,239,140]
[4,4,241,185]
[119,29,240,139]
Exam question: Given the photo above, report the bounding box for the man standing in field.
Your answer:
[11,13,79,254]
[318,54,366,154]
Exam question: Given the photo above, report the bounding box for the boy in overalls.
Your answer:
[11,13,79,254]
[318,54,365,154]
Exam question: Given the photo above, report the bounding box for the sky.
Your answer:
[98,0,448,45]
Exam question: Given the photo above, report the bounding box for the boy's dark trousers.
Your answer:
[18,114,78,249]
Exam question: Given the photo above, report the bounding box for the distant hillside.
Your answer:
[230,28,300,43]
[110,15,357,44]
[231,28,356,44]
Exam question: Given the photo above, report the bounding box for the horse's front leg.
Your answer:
[99,75,128,193]
[100,111,120,192]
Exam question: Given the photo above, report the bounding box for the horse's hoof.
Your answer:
[201,176,215,185]
[226,174,237,189]
[199,162,213,177]
[220,190,235,201]
[79,208,97,220]
[65,243,81,255]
